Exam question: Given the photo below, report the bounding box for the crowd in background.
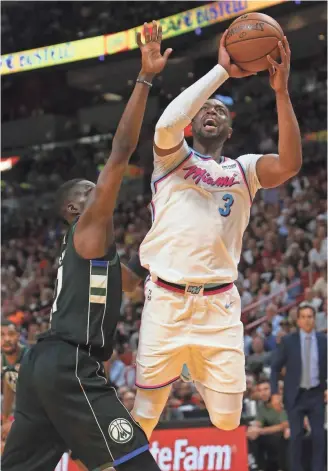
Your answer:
[1,6,327,469]
[1,1,204,54]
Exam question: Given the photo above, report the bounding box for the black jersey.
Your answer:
[42,221,122,361]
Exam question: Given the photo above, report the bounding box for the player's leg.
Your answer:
[131,385,172,439]
[194,381,243,430]
[2,347,66,471]
[188,285,245,430]
[34,340,160,471]
[132,280,190,437]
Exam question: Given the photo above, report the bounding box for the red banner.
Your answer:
[150,426,248,471]
[56,426,248,471]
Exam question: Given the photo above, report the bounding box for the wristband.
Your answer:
[136,78,153,88]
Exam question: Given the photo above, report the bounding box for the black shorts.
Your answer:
[2,337,148,471]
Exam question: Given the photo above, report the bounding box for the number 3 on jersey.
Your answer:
[219,193,234,217]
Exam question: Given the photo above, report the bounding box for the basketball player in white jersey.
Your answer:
[132,32,302,438]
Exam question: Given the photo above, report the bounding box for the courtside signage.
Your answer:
[1,0,286,75]
[56,426,248,471]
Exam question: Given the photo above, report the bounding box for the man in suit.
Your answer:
[270,303,327,471]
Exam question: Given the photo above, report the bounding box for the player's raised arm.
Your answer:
[74,21,172,259]
[255,37,302,188]
[154,30,255,157]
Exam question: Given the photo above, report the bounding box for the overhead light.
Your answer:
[103,93,123,102]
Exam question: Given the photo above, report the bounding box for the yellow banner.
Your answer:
[0,36,104,75]
[128,0,287,49]
[1,0,286,75]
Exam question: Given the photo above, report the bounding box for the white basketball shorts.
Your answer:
[135,279,246,393]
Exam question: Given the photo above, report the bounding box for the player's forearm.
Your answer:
[2,382,15,420]
[99,72,153,179]
[121,253,148,292]
[260,421,288,436]
[94,73,153,216]
[155,65,229,149]
[111,71,153,160]
[275,90,302,175]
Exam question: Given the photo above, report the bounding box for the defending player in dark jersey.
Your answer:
[2,21,172,471]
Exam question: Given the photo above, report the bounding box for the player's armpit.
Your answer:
[255,153,299,189]
[154,138,184,158]
[74,162,126,259]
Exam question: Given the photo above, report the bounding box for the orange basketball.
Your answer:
[225,12,284,73]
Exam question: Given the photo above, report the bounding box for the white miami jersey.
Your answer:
[140,141,263,284]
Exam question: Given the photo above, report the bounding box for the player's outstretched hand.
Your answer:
[219,30,256,78]
[267,36,290,94]
[136,20,172,77]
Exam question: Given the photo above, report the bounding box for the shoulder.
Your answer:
[282,332,299,346]
[316,332,327,343]
[237,153,263,165]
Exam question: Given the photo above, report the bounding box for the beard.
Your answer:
[193,123,230,143]
[2,344,18,355]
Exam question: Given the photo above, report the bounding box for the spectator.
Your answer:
[285,265,302,302]
[246,336,272,374]
[1,322,29,440]
[236,281,253,309]
[279,318,293,333]
[302,288,322,312]
[261,321,276,351]
[175,382,199,416]
[121,390,135,412]
[312,265,327,298]
[270,268,287,296]
[264,303,284,336]
[247,379,289,471]
[316,298,327,334]
[308,238,325,269]
[270,304,327,471]
[108,349,125,387]
[159,390,184,422]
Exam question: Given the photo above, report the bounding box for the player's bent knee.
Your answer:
[210,411,241,431]
[131,394,166,439]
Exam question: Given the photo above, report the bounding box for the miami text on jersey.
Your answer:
[183,164,240,187]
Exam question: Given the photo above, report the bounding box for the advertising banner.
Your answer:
[1,0,286,75]
[56,426,248,471]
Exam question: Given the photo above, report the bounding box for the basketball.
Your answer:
[225,12,284,73]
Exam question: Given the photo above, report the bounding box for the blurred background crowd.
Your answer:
[1,1,327,470]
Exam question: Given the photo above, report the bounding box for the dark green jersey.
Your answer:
[44,221,122,361]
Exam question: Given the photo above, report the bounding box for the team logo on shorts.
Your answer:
[108,418,134,444]
[187,285,203,295]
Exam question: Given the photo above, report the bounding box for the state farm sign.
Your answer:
[56,426,247,471]
[150,426,247,471]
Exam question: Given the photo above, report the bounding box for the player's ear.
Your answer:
[67,202,79,215]
[227,127,233,139]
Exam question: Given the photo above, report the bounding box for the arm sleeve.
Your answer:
[237,154,263,200]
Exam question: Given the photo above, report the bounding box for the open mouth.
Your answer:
[203,118,218,131]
